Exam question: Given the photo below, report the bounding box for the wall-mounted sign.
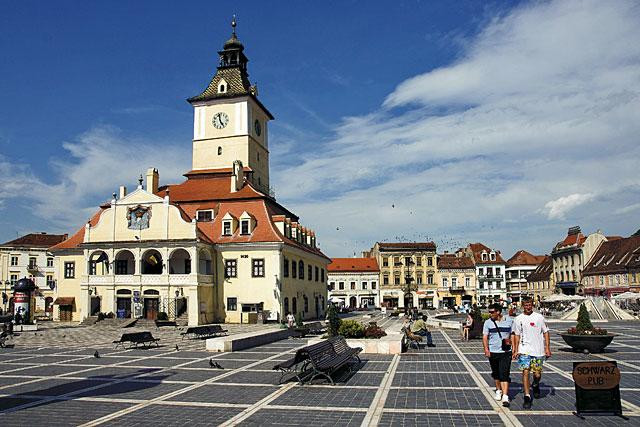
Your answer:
[572,361,623,416]
[240,254,249,259]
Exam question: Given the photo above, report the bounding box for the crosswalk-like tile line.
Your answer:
[217,382,297,426]
[360,353,400,426]
[77,344,307,427]
[439,330,523,427]
[0,347,225,415]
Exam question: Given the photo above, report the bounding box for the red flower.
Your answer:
[530,322,535,326]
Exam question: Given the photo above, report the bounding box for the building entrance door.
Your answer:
[116,297,132,318]
[144,298,159,320]
[59,305,72,321]
[349,296,357,308]
[90,296,101,316]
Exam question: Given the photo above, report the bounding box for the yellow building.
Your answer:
[50,22,329,325]
[436,254,476,308]
[525,256,555,303]
[368,242,438,309]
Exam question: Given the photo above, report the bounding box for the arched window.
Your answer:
[169,249,191,274]
[115,250,135,275]
[299,260,304,280]
[303,295,309,313]
[218,146,222,155]
[141,250,163,275]
[292,297,297,315]
[283,297,289,316]
[88,251,109,276]
[292,261,297,278]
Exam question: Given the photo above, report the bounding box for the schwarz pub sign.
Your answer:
[572,361,623,416]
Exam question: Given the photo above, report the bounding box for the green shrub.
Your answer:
[481,312,490,321]
[326,304,341,337]
[576,304,593,332]
[295,312,304,328]
[364,322,387,339]
[338,319,365,338]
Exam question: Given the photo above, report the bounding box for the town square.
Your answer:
[1,1,639,426]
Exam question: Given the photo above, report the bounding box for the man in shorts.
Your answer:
[512,297,551,409]
[483,303,513,407]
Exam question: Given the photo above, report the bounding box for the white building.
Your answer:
[0,233,67,315]
[459,243,507,304]
[505,250,546,303]
[327,258,380,308]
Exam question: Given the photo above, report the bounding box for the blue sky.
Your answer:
[1,0,639,258]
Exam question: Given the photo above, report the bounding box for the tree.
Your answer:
[576,303,594,332]
[326,304,341,337]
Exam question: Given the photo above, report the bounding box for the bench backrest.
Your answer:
[138,331,155,341]
[209,325,223,332]
[302,340,336,366]
[329,336,352,354]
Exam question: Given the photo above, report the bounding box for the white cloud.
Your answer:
[0,126,190,232]
[272,0,640,256]
[543,193,595,220]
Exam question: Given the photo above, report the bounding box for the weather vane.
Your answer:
[231,14,237,35]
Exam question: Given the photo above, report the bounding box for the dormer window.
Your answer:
[490,252,496,261]
[481,253,488,261]
[239,211,254,235]
[196,210,213,222]
[223,221,232,236]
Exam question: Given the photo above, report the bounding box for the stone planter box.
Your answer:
[560,333,615,353]
[308,333,403,354]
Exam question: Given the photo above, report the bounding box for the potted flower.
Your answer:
[560,303,615,353]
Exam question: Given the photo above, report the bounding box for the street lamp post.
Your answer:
[2,280,10,314]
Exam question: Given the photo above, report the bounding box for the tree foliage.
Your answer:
[576,303,594,332]
[326,304,341,337]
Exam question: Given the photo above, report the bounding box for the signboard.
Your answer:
[572,361,622,416]
[133,291,140,303]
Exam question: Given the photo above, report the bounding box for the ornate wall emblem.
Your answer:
[127,205,152,230]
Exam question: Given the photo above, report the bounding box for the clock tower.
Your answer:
[188,18,273,192]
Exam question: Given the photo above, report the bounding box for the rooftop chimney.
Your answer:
[230,160,244,193]
[146,168,159,194]
[119,185,127,200]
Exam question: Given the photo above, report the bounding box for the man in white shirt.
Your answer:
[512,297,551,410]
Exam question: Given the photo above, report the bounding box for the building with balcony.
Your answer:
[49,22,329,325]
[458,243,506,304]
[505,250,546,303]
[327,258,379,308]
[525,256,555,303]
[581,235,640,297]
[0,233,67,316]
[550,226,608,295]
[368,242,438,309]
[436,253,476,308]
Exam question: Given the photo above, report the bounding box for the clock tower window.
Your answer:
[218,146,222,155]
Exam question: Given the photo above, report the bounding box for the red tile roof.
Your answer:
[526,256,553,282]
[468,243,505,264]
[1,233,68,248]
[50,174,328,261]
[328,258,379,272]
[437,254,474,269]
[582,236,640,276]
[506,250,547,267]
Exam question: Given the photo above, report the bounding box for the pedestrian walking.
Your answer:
[286,312,295,328]
[483,303,513,407]
[462,312,473,341]
[512,297,552,409]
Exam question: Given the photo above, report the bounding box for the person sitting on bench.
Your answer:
[411,314,436,347]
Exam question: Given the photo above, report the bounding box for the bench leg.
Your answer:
[308,371,334,385]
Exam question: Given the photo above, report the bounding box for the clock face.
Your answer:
[254,119,262,136]
[212,112,229,129]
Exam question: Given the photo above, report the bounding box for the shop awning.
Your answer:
[54,297,75,305]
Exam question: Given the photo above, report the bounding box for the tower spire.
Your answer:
[231,14,237,36]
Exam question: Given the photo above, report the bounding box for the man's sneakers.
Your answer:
[494,389,503,401]
[523,395,532,409]
[532,381,541,399]
[501,394,510,407]
[427,343,436,348]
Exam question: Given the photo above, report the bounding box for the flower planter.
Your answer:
[560,333,615,353]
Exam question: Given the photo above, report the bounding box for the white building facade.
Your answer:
[328,258,380,308]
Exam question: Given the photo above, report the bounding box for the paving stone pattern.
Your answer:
[0,318,639,425]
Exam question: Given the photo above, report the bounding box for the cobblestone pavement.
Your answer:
[0,318,639,426]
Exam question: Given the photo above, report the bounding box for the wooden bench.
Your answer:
[113,331,160,349]
[401,326,423,350]
[299,337,362,385]
[180,324,228,340]
[272,348,311,384]
[155,320,177,329]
